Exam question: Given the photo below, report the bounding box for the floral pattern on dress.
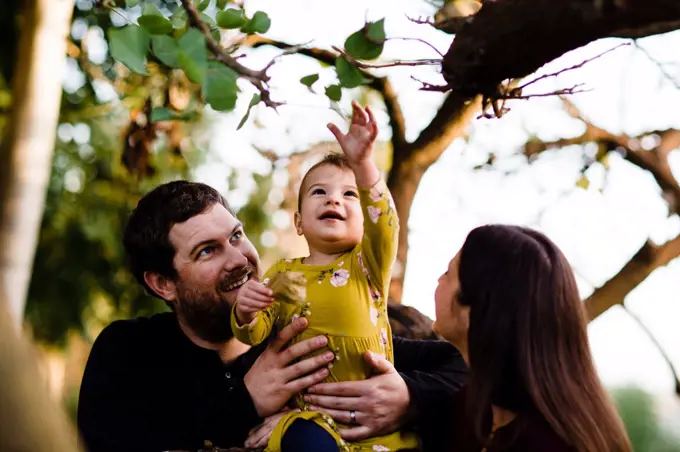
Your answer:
[380,328,388,350]
[369,305,378,326]
[330,269,350,287]
[373,446,391,451]
[367,205,381,224]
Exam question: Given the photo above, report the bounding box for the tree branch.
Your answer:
[440,0,680,98]
[524,99,680,214]
[584,235,680,320]
[621,304,680,396]
[178,0,280,108]
[242,36,408,160]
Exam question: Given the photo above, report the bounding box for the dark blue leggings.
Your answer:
[281,419,339,452]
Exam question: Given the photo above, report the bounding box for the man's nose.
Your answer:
[223,245,248,271]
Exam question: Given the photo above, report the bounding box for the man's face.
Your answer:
[167,203,260,343]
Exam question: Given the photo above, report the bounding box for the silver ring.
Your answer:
[349,410,357,425]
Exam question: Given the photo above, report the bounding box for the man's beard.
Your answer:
[175,264,256,344]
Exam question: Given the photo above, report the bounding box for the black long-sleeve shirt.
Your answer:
[77,313,467,452]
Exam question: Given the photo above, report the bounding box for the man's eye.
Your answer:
[231,230,243,242]
[198,246,215,257]
[312,188,325,195]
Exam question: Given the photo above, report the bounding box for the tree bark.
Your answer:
[0,284,80,451]
[0,0,75,327]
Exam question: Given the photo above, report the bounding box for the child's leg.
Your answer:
[280,419,339,452]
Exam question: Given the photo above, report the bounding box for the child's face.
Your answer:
[295,164,363,254]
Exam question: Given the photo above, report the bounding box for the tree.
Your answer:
[0,0,75,327]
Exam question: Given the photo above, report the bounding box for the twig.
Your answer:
[410,75,450,92]
[516,43,630,92]
[621,304,680,396]
[406,14,435,26]
[496,84,590,100]
[633,41,680,91]
[332,46,441,69]
[178,0,281,108]
[261,41,314,73]
[385,37,444,57]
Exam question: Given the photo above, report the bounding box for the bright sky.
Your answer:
[87,0,680,407]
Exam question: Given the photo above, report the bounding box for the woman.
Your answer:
[432,224,631,451]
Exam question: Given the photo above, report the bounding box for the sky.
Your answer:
[83,0,680,407]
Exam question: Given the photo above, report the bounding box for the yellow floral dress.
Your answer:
[231,179,420,452]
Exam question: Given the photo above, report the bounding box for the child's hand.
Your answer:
[328,101,378,167]
[235,279,274,325]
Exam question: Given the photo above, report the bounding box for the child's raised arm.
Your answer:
[328,101,399,296]
[327,101,380,189]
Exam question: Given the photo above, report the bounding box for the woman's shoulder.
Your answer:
[503,415,575,452]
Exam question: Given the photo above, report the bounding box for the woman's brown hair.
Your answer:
[458,224,630,451]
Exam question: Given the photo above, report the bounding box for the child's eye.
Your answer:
[344,190,358,198]
[312,188,325,195]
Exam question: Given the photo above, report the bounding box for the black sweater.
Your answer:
[77,312,467,451]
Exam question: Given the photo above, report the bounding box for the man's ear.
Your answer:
[143,271,177,303]
[294,211,303,236]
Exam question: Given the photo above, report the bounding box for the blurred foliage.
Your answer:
[0,0,270,346]
[612,386,680,452]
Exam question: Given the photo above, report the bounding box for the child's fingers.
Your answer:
[352,101,368,125]
[327,123,345,144]
[249,282,274,297]
[242,290,273,304]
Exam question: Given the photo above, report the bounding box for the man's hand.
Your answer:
[328,101,380,188]
[304,351,413,441]
[235,279,273,325]
[244,317,335,418]
[244,408,300,449]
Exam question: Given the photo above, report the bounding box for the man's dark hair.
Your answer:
[123,180,234,298]
[297,153,352,211]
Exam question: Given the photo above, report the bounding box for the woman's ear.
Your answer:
[143,272,177,303]
[294,211,303,236]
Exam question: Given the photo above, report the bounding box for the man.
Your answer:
[77,181,467,452]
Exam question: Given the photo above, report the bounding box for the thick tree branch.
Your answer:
[621,305,680,396]
[585,234,680,321]
[440,0,680,98]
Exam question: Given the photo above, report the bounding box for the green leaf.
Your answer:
[210,27,221,42]
[177,28,207,85]
[335,56,370,88]
[142,4,163,16]
[125,0,140,7]
[325,84,342,102]
[241,11,271,34]
[108,25,150,75]
[138,5,173,35]
[151,35,180,68]
[203,61,239,111]
[237,94,260,130]
[200,12,216,26]
[217,0,229,9]
[150,107,197,122]
[300,74,319,88]
[216,8,246,29]
[198,0,211,11]
[170,8,188,29]
[366,19,386,44]
[344,27,384,60]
